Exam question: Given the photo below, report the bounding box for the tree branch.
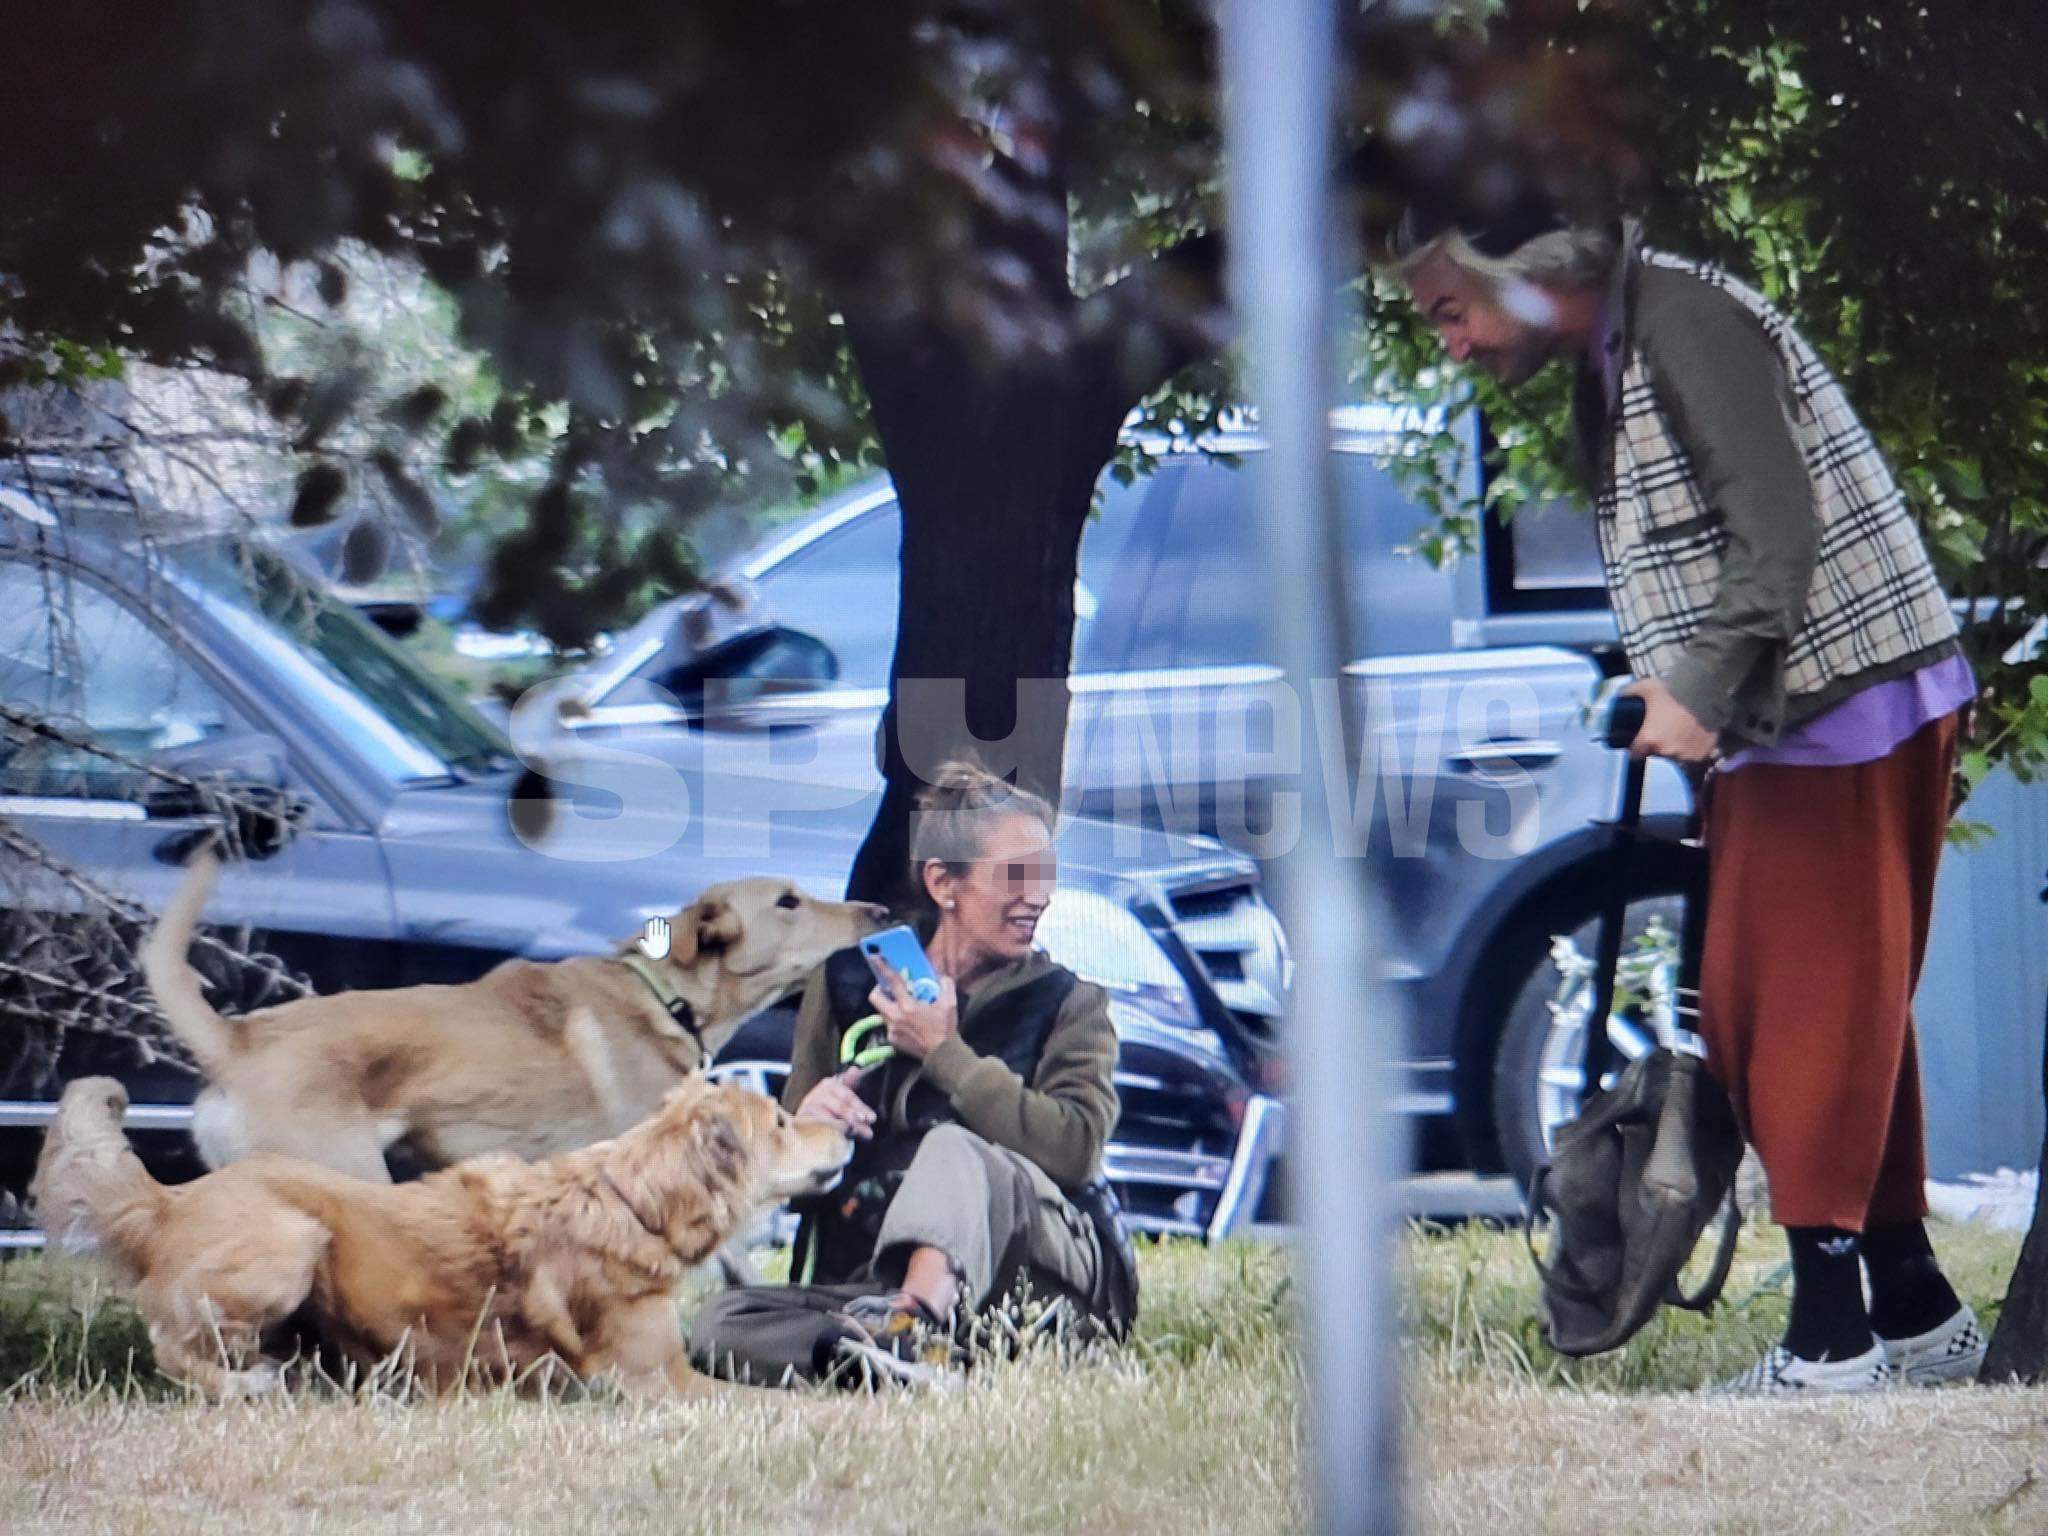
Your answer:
[1082,230,1232,404]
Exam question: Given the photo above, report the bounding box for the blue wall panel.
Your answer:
[1916,770,2048,1179]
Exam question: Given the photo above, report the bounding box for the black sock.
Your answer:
[1783,1227,1876,1362]
[1863,1220,1962,1339]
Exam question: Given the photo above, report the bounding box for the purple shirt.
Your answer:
[1719,651,1976,772]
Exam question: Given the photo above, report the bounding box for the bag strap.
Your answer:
[1522,1163,1605,1307]
[1644,1055,1743,1313]
[1522,1163,1553,1278]
[1668,1190,1742,1312]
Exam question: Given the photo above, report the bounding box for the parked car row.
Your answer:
[515,407,1696,1184]
[7,393,2032,1231]
[0,465,1287,1243]
[0,401,1700,1229]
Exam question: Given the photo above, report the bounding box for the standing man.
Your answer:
[1391,203,1982,1392]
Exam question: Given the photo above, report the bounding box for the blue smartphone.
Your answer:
[860,925,943,1004]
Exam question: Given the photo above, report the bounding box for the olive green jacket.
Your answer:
[781,950,1119,1190]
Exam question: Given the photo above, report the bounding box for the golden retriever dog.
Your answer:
[144,850,883,1181]
[30,1074,850,1400]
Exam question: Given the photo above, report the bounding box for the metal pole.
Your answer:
[1220,2,1406,1533]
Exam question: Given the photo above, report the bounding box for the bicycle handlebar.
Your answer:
[1598,692,1647,752]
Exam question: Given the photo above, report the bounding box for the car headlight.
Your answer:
[1034,889,1208,1036]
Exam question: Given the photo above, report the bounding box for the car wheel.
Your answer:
[1487,869,1698,1194]
[705,1005,801,1256]
[706,1005,797,1100]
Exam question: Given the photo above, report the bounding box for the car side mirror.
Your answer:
[671,627,842,728]
[677,577,764,650]
[699,675,841,732]
[143,733,306,859]
[147,730,290,794]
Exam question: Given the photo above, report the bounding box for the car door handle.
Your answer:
[1447,739,1563,771]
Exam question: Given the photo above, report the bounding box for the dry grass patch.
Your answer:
[2,1241,1307,1536]
[5,1356,1308,1536]
[1412,1371,2048,1536]
[1403,1215,2048,1535]
[2,1217,2042,1535]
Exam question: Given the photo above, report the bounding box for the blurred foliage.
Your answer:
[2,1,2043,781]
[1355,0,2048,783]
[0,1,1238,652]
[0,4,1564,638]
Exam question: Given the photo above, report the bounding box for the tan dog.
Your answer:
[144,851,883,1181]
[30,1074,851,1399]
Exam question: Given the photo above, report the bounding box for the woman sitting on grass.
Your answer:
[695,760,1132,1383]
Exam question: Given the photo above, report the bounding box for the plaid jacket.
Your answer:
[1580,244,1958,745]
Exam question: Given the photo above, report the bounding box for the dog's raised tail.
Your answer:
[28,1078,169,1280]
[140,849,235,1072]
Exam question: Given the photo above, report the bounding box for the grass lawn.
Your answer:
[4,1219,2043,1535]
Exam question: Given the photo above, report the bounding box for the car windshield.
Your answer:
[171,539,516,785]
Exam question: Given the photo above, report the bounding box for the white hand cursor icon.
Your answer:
[637,915,672,959]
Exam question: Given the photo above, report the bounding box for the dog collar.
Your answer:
[618,952,702,1044]
[600,1168,666,1240]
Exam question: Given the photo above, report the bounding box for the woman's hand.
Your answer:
[795,1067,876,1139]
[869,961,959,1060]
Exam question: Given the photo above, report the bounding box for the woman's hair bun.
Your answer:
[908,757,1056,874]
[915,758,1017,813]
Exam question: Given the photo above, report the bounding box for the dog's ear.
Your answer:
[693,1107,750,1190]
[666,905,702,966]
[693,896,744,958]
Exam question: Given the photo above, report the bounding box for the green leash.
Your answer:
[839,1013,895,1070]
[794,1015,896,1286]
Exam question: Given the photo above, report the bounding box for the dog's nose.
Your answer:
[861,903,891,924]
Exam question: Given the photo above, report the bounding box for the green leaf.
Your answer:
[381,385,448,436]
[1937,459,1988,503]
[288,463,349,527]
[444,416,488,474]
[340,517,391,584]
[371,449,438,536]
[1945,818,1995,849]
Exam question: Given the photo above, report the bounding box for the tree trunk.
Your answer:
[1980,994,2048,1381]
[839,316,1130,906]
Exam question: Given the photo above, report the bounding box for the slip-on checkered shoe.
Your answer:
[1717,1340,1894,1395]
[1881,1305,1986,1386]
[826,1293,966,1390]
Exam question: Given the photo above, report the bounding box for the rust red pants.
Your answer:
[1697,711,1959,1231]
